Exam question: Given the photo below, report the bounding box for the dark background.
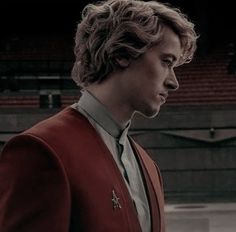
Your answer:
[1,0,236,204]
[1,0,236,54]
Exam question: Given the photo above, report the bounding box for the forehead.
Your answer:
[152,26,183,61]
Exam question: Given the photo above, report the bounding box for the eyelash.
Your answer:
[163,59,173,67]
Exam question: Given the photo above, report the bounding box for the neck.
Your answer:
[85,83,134,129]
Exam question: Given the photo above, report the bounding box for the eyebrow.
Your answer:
[162,53,178,62]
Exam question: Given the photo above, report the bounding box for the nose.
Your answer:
[165,71,179,91]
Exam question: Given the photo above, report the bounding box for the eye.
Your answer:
[163,59,173,67]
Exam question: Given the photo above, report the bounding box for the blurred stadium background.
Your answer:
[0,0,236,216]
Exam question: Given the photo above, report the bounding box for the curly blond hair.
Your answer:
[72,0,198,87]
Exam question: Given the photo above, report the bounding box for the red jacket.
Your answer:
[0,107,165,232]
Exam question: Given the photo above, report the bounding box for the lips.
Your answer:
[159,92,168,102]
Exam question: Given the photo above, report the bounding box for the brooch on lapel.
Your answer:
[112,190,122,210]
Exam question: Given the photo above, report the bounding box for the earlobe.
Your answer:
[116,58,130,68]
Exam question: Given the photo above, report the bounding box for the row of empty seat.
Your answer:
[167,49,236,105]
[0,94,80,108]
[1,46,236,108]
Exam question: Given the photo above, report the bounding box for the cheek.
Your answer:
[147,72,165,92]
[145,64,164,82]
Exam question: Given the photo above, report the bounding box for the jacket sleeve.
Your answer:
[0,134,70,232]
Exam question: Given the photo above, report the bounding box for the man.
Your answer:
[0,0,198,231]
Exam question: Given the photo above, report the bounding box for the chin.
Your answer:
[138,105,161,118]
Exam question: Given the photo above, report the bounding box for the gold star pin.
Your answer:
[112,190,122,210]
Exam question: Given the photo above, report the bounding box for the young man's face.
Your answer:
[120,26,182,118]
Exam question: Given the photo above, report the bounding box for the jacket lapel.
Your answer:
[129,138,165,232]
[69,109,143,231]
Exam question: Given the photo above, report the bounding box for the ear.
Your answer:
[115,57,130,68]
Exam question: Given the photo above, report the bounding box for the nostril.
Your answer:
[167,81,179,91]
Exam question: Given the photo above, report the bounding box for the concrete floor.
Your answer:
[165,202,236,232]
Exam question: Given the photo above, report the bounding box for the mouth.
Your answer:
[159,92,168,103]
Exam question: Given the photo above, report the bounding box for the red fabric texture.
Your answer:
[0,107,165,232]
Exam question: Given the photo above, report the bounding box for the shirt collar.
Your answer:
[77,89,130,141]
